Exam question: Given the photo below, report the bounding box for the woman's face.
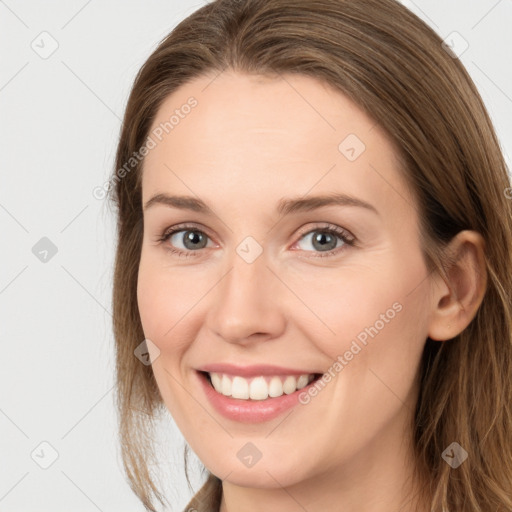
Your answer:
[137,71,435,490]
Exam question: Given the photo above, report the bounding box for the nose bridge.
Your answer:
[206,242,286,343]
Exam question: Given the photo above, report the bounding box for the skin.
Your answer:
[137,71,487,512]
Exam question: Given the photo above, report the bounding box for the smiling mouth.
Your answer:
[200,371,323,401]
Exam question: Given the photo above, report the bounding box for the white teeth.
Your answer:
[268,376,283,398]
[249,377,268,400]
[221,374,232,396]
[296,374,309,389]
[283,376,297,394]
[210,372,222,390]
[208,372,316,400]
[231,376,249,399]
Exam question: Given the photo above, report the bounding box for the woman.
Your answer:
[108,0,512,511]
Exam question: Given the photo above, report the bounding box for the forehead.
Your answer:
[141,71,414,216]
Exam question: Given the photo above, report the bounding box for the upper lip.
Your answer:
[197,363,320,378]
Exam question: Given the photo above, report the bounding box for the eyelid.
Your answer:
[160,222,216,242]
[294,222,355,243]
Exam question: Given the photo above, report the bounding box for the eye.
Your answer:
[156,222,355,258]
[157,224,214,258]
[292,224,355,257]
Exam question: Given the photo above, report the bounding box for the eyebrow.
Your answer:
[143,192,379,216]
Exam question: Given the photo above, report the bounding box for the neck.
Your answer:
[218,412,430,512]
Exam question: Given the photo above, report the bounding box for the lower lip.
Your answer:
[196,371,319,423]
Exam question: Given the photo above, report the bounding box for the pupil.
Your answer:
[313,232,336,251]
[184,230,206,249]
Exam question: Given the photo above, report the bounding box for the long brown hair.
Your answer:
[107,0,512,510]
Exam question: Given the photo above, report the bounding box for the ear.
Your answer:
[427,230,487,342]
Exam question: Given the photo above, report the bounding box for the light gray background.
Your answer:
[1,1,511,511]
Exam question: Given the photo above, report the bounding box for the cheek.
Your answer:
[136,251,205,346]
[137,260,169,342]
[286,259,423,360]
[287,250,429,408]
[285,260,428,456]
[136,254,200,418]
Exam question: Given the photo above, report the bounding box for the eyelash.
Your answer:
[156,223,356,259]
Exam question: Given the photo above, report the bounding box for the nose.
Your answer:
[205,247,287,346]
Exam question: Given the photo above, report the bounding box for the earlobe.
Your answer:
[427,230,487,342]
